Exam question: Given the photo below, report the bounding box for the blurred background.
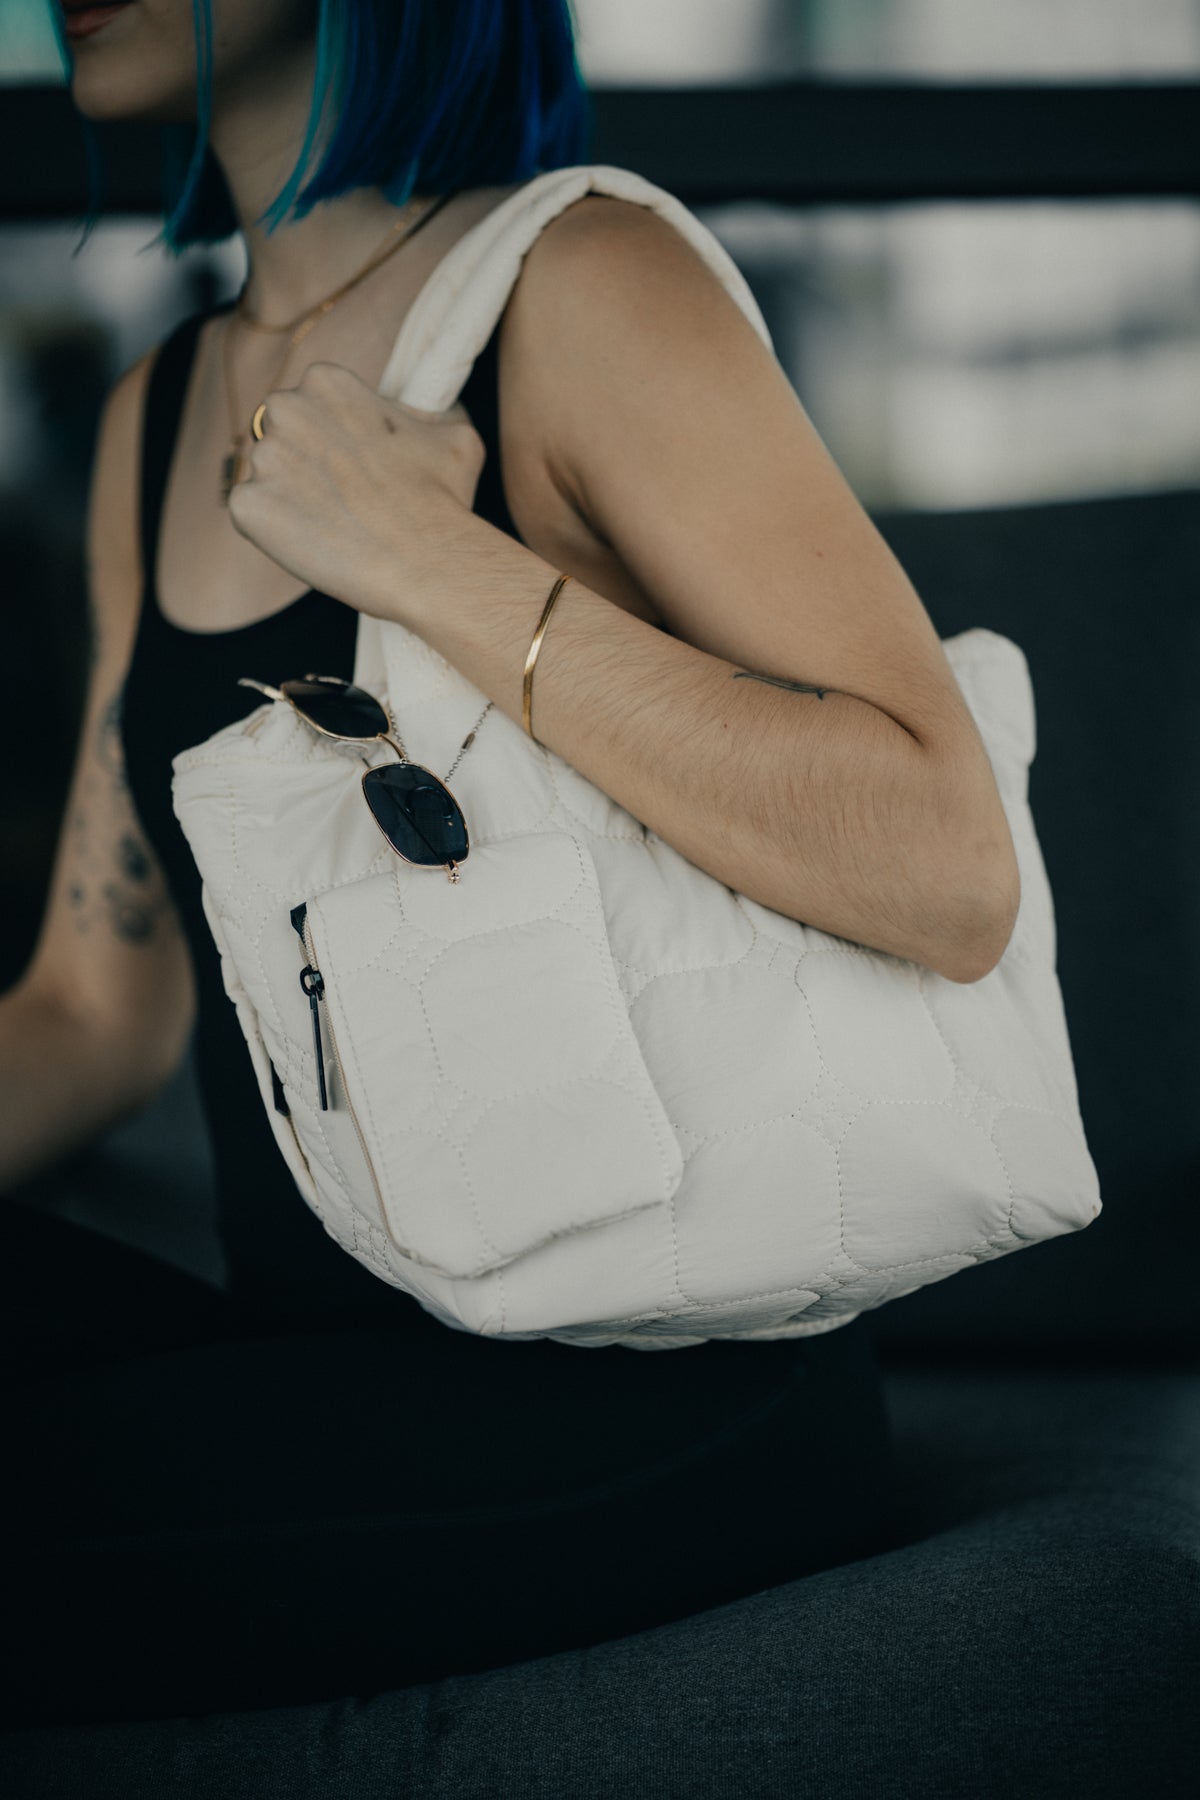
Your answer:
[2,2,1198,1312]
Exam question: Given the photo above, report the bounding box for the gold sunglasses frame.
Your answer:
[237,673,471,880]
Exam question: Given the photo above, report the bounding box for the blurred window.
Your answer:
[2,0,1197,509]
[4,195,1195,519]
[7,1,1200,86]
[0,0,64,82]
[570,0,1200,84]
[697,198,1200,509]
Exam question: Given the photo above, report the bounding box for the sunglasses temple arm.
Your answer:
[232,689,442,860]
[237,677,286,703]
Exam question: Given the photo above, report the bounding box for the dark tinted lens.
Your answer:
[282,678,389,740]
[363,763,469,865]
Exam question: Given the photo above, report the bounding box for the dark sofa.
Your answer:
[3,487,1197,1797]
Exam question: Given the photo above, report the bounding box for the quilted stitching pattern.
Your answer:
[304,834,684,1280]
[171,164,1101,1351]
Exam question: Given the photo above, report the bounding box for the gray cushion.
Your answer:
[4,1366,1195,1800]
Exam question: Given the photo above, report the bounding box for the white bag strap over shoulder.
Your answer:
[353,162,774,697]
[380,162,772,410]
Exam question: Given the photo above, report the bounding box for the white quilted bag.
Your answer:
[172,163,1102,1351]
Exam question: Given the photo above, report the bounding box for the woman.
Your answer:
[0,0,1016,1731]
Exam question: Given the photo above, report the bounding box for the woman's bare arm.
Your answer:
[1,348,196,1191]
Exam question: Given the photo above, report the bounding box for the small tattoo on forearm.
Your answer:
[100,881,163,945]
[733,669,829,699]
[97,690,129,785]
[67,865,175,944]
[118,833,151,883]
[64,690,177,945]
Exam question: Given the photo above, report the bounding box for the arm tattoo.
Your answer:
[65,680,178,947]
[733,668,831,700]
[95,689,129,786]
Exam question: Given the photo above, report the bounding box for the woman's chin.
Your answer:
[68,68,194,127]
[64,5,194,125]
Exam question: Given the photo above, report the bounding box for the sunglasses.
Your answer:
[238,673,471,881]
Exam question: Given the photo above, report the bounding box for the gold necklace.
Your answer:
[219,190,455,505]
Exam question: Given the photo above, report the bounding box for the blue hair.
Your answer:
[50,0,594,257]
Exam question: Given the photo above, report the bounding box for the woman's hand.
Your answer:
[227,361,486,623]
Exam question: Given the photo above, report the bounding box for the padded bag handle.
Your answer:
[351,164,773,707]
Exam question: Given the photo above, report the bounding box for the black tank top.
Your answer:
[122,294,527,1330]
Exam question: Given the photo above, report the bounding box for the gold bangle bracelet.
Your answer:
[522,573,572,745]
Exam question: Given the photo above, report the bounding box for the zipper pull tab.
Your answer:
[299,963,328,1111]
[292,903,329,1111]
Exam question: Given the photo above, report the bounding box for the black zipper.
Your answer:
[291,902,328,1111]
[289,902,396,1244]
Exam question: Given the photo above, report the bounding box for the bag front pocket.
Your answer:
[298,830,684,1280]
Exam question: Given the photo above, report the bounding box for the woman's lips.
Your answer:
[63,3,132,41]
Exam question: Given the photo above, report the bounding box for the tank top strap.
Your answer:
[139,304,230,607]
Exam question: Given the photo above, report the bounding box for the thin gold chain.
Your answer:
[236,194,430,332]
[384,695,496,784]
[219,190,453,502]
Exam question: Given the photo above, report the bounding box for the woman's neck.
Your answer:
[207,36,424,325]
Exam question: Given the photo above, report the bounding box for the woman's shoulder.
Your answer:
[102,341,160,440]
[495,176,745,493]
[89,346,161,614]
[95,307,221,593]
[506,175,726,344]
[94,326,187,534]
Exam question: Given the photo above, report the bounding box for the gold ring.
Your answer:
[251,401,268,441]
